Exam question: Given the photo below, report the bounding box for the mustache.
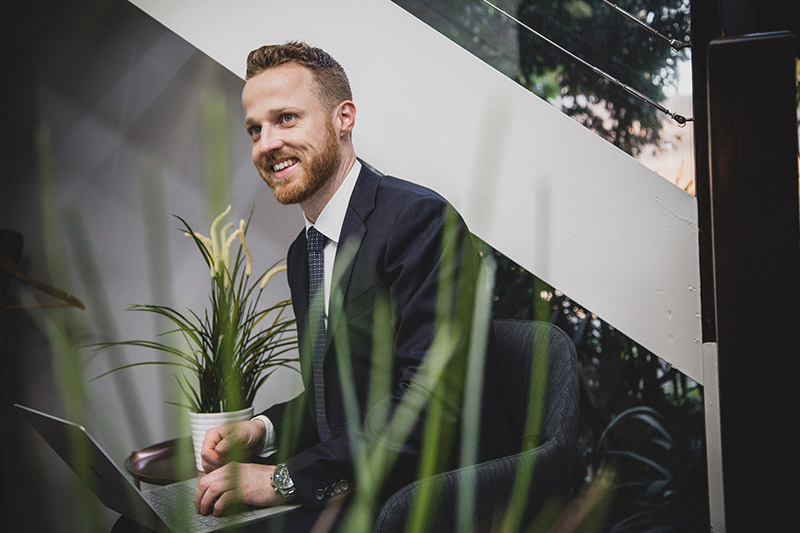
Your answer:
[265,150,301,166]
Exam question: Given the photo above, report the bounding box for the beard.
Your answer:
[264,121,341,205]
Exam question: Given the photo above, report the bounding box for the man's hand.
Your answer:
[193,463,284,516]
[200,419,267,473]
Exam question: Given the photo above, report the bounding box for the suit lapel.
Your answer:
[288,230,315,397]
[325,164,379,353]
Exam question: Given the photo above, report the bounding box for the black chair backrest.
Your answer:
[492,319,579,451]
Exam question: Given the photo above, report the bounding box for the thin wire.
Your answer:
[601,0,692,51]
[480,0,693,125]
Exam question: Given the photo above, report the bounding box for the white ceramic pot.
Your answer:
[188,407,254,472]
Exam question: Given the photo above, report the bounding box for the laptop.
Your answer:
[15,403,301,532]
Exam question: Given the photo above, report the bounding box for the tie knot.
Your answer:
[307,227,326,252]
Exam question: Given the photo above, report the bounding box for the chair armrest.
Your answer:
[374,437,573,532]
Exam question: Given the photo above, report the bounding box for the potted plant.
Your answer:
[94,205,297,470]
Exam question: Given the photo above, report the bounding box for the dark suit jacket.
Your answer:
[261,163,513,511]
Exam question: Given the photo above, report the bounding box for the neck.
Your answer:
[301,148,356,224]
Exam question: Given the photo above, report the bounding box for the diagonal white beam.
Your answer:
[128,0,703,383]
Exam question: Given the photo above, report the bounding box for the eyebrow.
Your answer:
[244,108,301,126]
[274,107,302,117]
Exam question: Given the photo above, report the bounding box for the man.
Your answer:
[193,41,511,530]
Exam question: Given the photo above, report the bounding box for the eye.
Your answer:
[248,125,261,138]
[280,113,295,124]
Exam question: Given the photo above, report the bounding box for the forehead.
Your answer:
[242,62,323,114]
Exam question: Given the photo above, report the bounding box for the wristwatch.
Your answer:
[271,463,297,501]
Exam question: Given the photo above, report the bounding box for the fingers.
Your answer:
[200,454,222,474]
[200,420,266,473]
[194,464,243,516]
[200,427,226,473]
[194,469,230,515]
[212,490,241,517]
[193,463,278,516]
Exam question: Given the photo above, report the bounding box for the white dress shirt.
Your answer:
[303,159,362,321]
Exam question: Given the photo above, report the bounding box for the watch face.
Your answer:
[274,466,293,489]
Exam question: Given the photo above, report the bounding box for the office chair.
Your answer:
[374,319,579,532]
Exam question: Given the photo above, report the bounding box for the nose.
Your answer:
[257,125,283,156]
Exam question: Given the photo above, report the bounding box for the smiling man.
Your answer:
[193,41,511,531]
[244,58,352,214]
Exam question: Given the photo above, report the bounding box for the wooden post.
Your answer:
[707,30,800,531]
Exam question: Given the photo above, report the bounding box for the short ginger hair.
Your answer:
[245,41,353,111]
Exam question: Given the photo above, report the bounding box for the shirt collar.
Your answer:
[304,159,361,243]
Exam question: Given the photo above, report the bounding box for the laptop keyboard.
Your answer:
[143,479,271,532]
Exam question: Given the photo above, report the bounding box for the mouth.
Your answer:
[269,157,299,175]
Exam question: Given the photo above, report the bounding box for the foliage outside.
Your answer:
[93,205,298,413]
[393,0,691,156]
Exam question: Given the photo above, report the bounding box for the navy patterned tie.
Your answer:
[307,227,332,441]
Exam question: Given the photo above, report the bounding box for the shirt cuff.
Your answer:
[251,415,277,457]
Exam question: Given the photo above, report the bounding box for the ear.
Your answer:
[334,100,356,139]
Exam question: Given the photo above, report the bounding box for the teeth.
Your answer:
[272,159,297,172]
